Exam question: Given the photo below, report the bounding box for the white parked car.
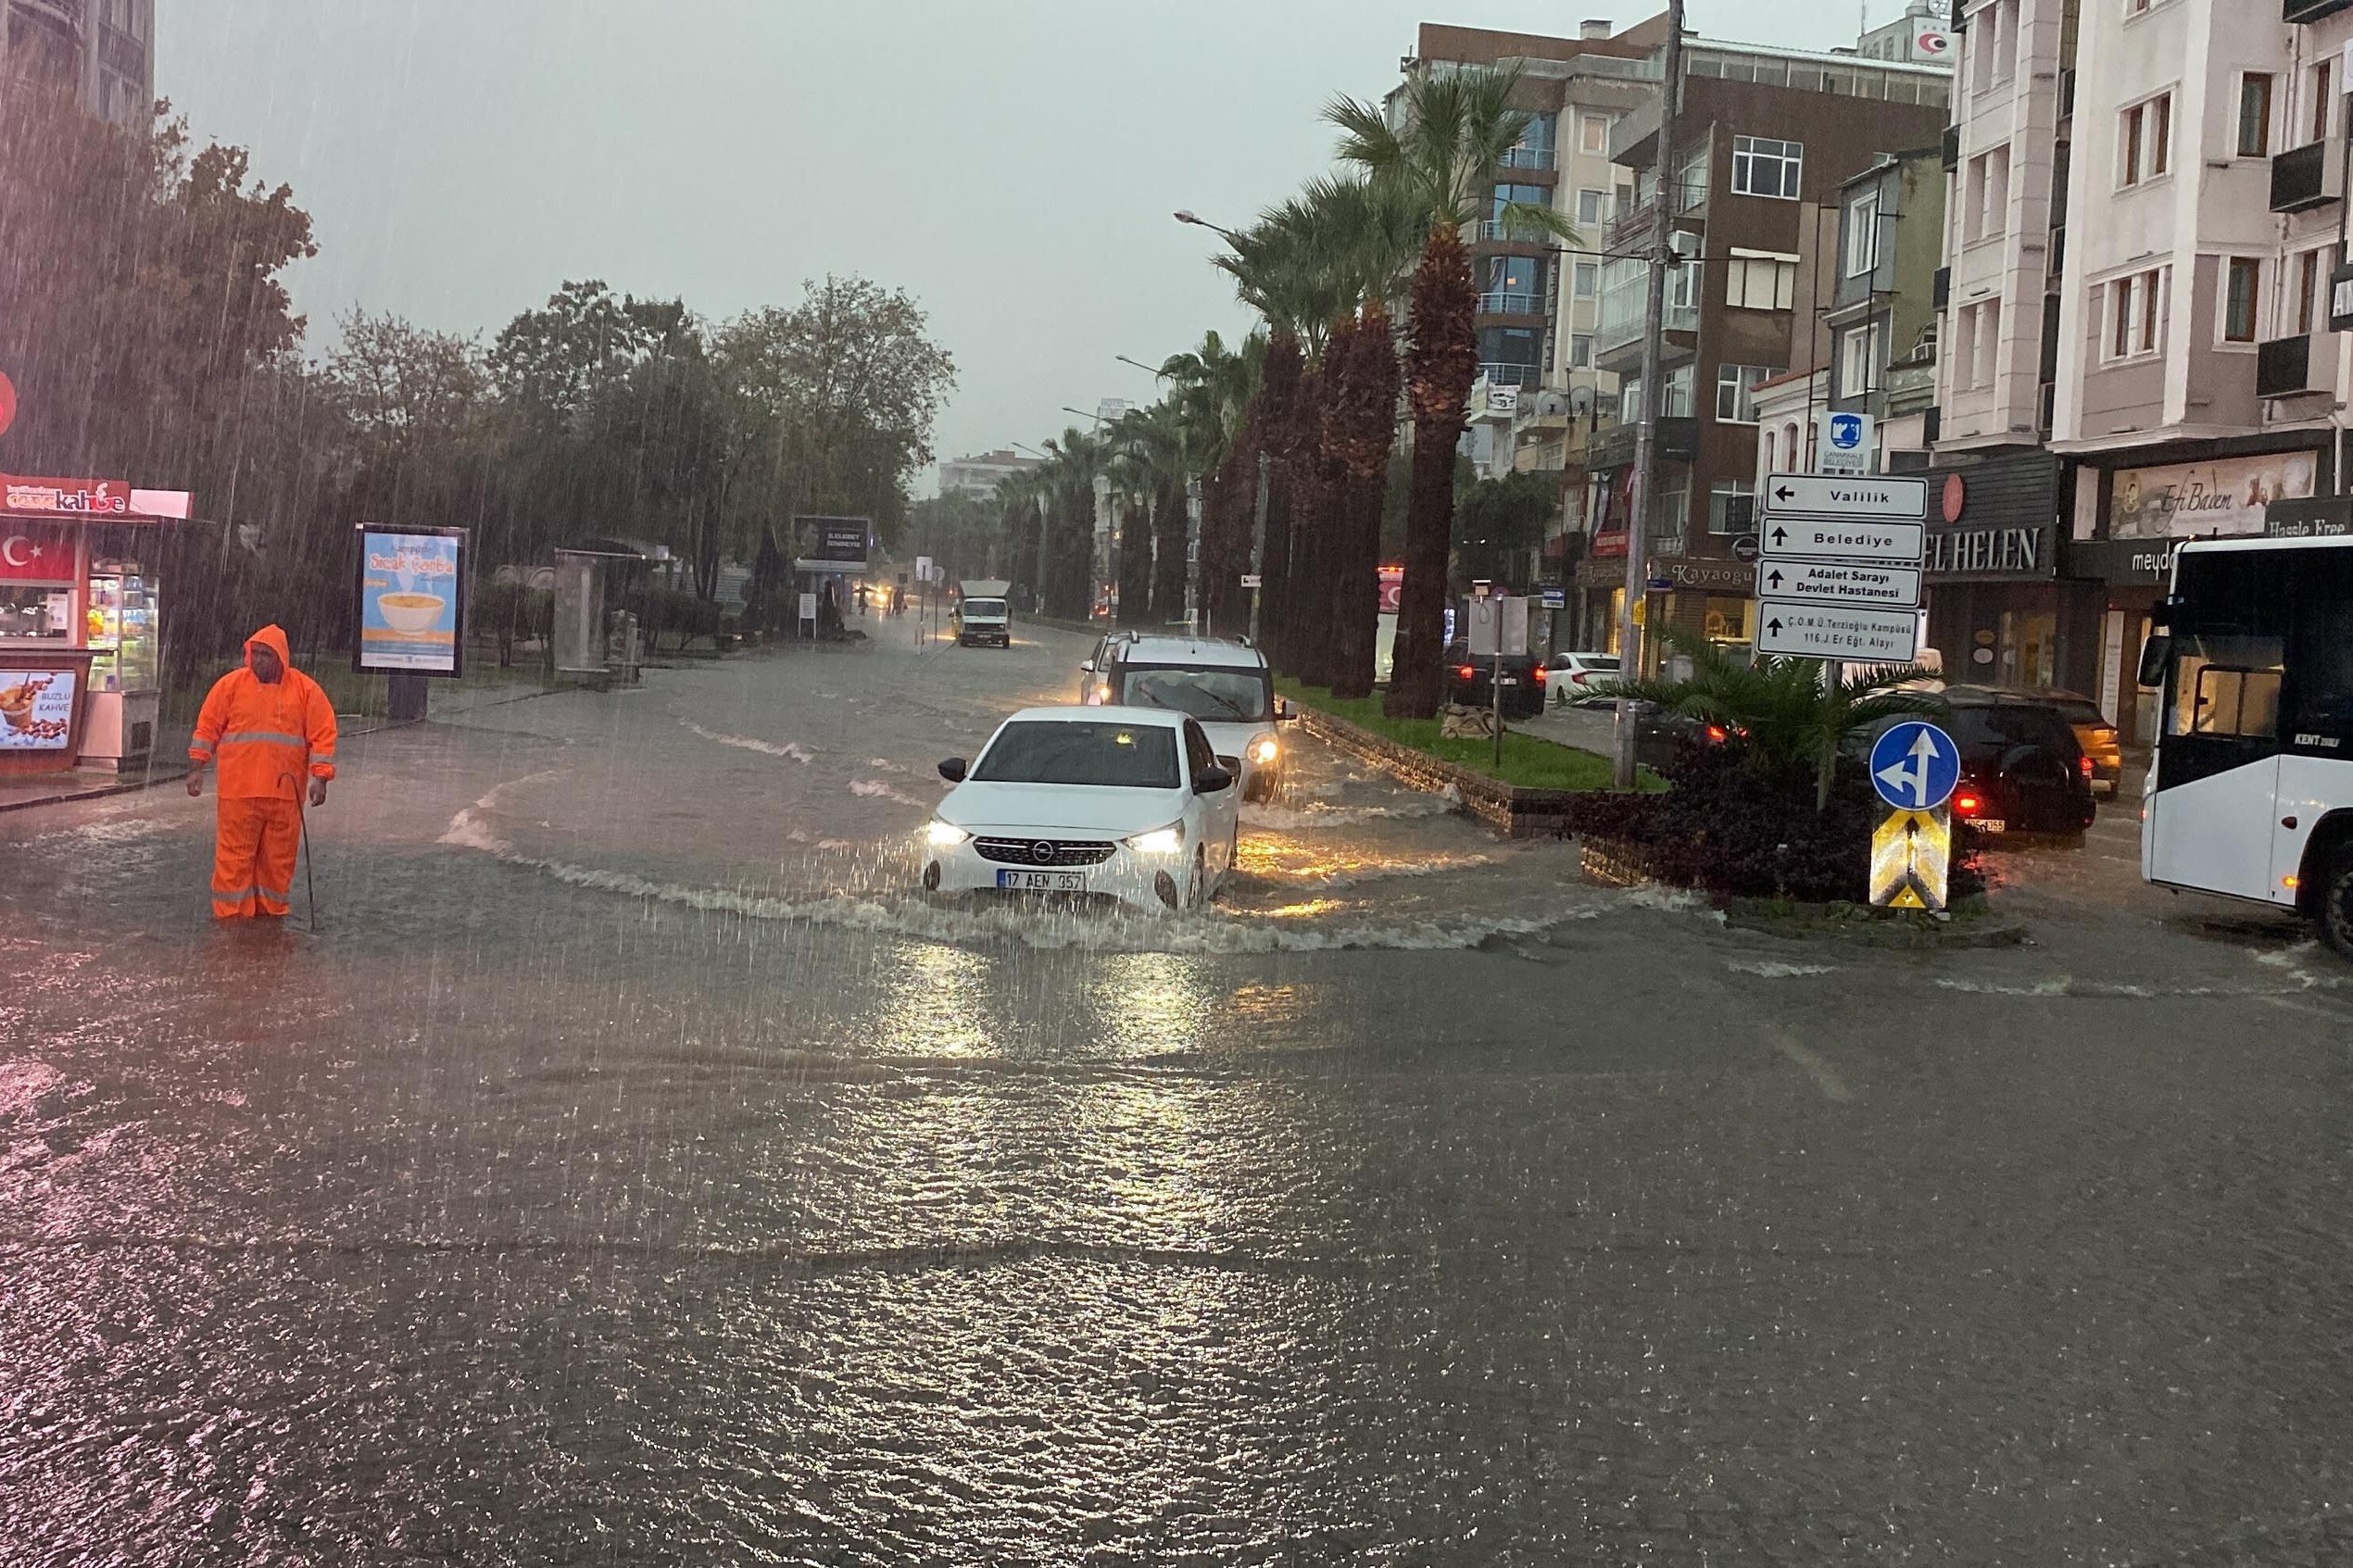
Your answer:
[1083,635,1294,802]
[924,707,1241,912]
[1547,650,1621,707]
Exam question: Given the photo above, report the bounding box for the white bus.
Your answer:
[2139,534,2353,956]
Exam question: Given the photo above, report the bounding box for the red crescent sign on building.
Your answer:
[0,372,17,441]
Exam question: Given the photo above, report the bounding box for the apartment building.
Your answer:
[2030,0,2344,740]
[1590,39,1950,647]
[937,450,1041,500]
[1404,19,1665,642]
[4,0,154,129]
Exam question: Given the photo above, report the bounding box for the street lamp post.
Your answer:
[1614,0,1686,791]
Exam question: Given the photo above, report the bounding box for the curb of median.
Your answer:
[1719,894,2030,949]
[1290,701,1596,840]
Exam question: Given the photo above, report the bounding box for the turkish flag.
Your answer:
[0,522,75,583]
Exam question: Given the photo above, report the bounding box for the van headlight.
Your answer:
[1249,734,1278,765]
[1124,824,1185,856]
[926,819,971,848]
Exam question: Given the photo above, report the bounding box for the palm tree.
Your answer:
[1599,634,1947,811]
[1160,332,1265,637]
[1320,302,1401,698]
[1104,411,1163,627]
[1209,176,1421,682]
[997,468,1047,613]
[1038,427,1106,621]
[1327,66,1578,720]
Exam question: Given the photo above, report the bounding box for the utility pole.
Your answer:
[1248,450,1270,644]
[1614,0,1686,790]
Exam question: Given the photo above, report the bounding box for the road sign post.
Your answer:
[1756,603,1922,660]
[1866,721,1959,911]
[1754,471,1931,663]
[1871,809,1953,911]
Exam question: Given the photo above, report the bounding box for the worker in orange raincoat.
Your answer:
[185,625,337,919]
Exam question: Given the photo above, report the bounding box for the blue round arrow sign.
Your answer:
[1868,720,1960,812]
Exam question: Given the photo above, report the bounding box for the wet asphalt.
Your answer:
[6,620,2353,1565]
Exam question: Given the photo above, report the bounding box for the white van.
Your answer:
[953,579,1012,648]
[1089,635,1294,801]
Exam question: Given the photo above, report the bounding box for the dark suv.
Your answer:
[1442,641,1548,720]
[1858,687,2096,837]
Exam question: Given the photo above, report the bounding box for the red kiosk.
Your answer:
[0,474,191,777]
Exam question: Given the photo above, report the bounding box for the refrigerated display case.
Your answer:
[82,570,159,770]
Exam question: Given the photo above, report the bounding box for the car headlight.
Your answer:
[1249,735,1279,765]
[926,819,971,848]
[1124,824,1185,856]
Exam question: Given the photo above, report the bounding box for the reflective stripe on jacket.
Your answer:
[189,624,340,800]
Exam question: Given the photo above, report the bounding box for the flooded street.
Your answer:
[9,624,2353,1564]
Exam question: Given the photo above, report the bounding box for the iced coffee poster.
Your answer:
[356,527,465,675]
[0,669,78,750]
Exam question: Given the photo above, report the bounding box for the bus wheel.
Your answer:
[2324,851,2353,961]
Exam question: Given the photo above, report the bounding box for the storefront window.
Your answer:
[1703,596,1755,644]
[1998,609,2057,688]
[0,586,76,643]
[1600,587,1626,654]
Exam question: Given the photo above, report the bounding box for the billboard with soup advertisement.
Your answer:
[2109,452,2319,540]
[354,525,467,677]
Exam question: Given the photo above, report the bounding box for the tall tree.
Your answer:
[998,469,1048,611]
[1327,66,1576,718]
[1038,428,1105,621]
[1104,415,1161,628]
[1209,177,1418,680]
[1321,304,1403,699]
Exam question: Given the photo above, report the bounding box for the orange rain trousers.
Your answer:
[212,797,301,919]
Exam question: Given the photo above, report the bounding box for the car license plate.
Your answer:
[1497,676,1520,686]
[997,870,1084,892]
[1974,820,2008,834]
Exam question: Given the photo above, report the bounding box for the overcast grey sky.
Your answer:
[158,1,1894,485]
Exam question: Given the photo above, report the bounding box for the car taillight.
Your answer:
[1954,790,1984,818]
[1532,666,1546,682]
[1705,724,1729,743]
[2079,755,2095,779]
[1457,665,1476,681]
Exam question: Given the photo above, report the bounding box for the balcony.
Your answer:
[2286,0,2353,20]
[1478,362,1541,389]
[2271,140,2337,214]
[2259,333,2319,398]
[1472,219,1549,245]
[1497,146,1557,172]
[1587,418,1699,470]
[1477,291,1547,317]
[1593,290,1699,360]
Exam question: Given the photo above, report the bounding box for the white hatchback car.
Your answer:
[923,707,1241,911]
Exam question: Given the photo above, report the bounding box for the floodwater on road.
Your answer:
[7,621,2353,1565]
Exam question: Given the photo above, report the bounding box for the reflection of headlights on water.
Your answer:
[1249,735,1278,765]
[926,820,971,847]
[1125,824,1185,856]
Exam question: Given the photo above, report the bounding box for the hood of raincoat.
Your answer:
[244,624,294,678]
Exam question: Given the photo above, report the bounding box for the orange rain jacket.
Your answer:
[189,625,339,799]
